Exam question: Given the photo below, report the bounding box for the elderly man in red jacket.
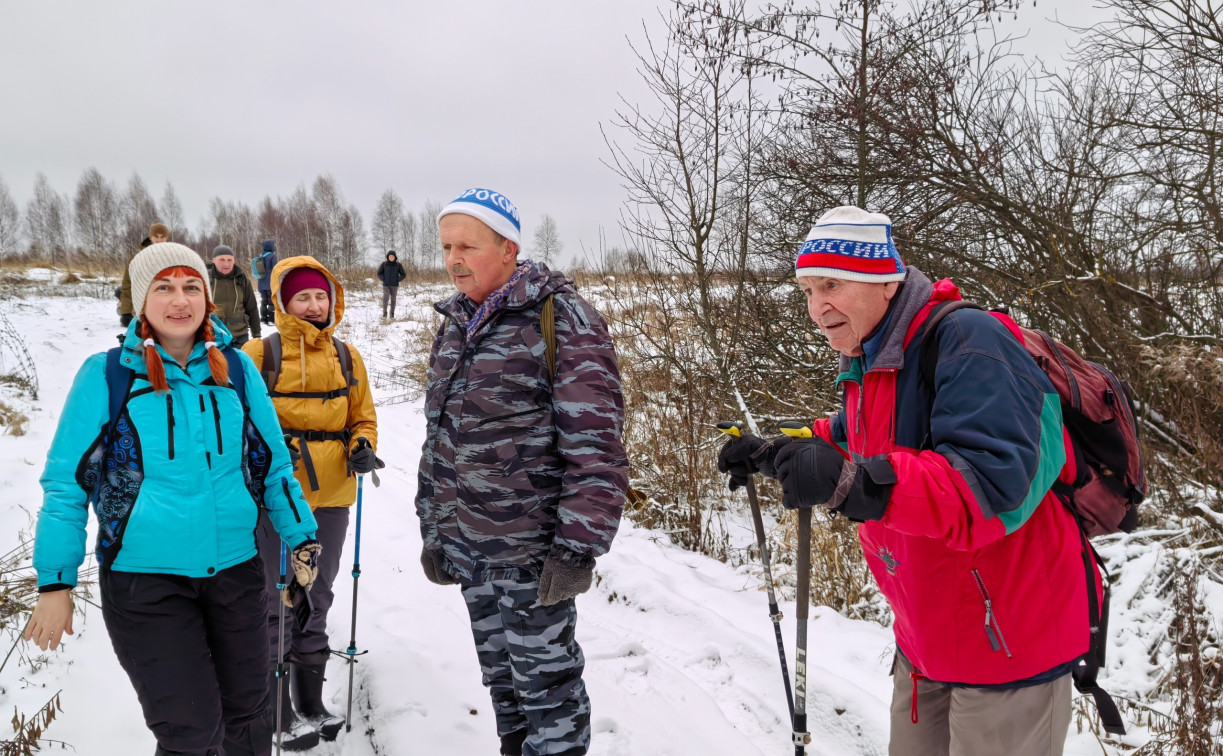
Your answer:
[720,207,1097,756]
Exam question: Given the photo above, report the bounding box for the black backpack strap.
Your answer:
[540,294,557,381]
[915,300,983,388]
[261,333,282,392]
[333,338,356,387]
[1069,526,1126,734]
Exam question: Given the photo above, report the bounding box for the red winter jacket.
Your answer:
[813,270,1100,685]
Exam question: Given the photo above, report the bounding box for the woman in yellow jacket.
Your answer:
[242,256,378,749]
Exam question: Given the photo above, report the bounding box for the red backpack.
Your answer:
[917,299,1147,736]
[917,300,1147,536]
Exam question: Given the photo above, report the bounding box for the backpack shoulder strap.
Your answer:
[221,347,247,408]
[541,293,557,381]
[916,300,984,388]
[261,333,282,392]
[104,346,135,431]
[333,338,356,387]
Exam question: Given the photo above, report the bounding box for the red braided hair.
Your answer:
[139,266,230,390]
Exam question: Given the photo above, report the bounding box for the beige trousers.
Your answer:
[889,653,1072,756]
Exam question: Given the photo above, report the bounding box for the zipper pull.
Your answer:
[984,600,1001,651]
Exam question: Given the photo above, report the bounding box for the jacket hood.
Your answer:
[385,251,398,262]
[262,240,276,253]
[119,313,235,373]
[435,261,573,320]
[270,255,345,345]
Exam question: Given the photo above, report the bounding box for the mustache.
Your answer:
[449,265,473,276]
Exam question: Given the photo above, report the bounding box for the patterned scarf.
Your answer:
[465,261,536,340]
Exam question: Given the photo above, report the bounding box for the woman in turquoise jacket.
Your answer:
[25,243,320,756]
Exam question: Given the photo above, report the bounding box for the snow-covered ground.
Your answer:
[0,273,1162,754]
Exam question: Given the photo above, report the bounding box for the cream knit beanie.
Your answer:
[129,242,212,316]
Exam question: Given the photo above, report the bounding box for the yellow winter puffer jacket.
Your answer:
[242,256,377,510]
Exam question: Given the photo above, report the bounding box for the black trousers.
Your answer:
[101,558,274,756]
[259,290,274,324]
[258,507,349,667]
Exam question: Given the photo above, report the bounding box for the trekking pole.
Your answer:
[716,421,794,720]
[276,540,288,756]
[793,506,812,755]
[344,474,365,733]
[779,422,814,755]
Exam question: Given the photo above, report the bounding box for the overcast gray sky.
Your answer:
[0,1,1104,265]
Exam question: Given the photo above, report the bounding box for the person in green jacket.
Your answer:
[209,245,261,347]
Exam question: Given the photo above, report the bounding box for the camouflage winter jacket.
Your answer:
[415,262,628,584]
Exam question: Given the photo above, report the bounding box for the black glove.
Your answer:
[420,547,456,586]
[717,434,785,490]
[538,547,594,606]
[119,313,133,327]
[348,437,384,475]
[774,438,896,521]
[283,434,301,472]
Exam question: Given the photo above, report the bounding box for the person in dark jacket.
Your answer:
[208,245,261,347]
[416,188,628,756]
[119,223,169,326]
[718,207,1095,756]
[255,240,278,325]
[376,250,407,319]
[28,242,320,756]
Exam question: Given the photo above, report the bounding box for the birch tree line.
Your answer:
[0,171,571,275]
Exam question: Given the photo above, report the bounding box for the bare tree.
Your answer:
[121,173,159,250]
[311,174,347,270]
[160,182,185,238]
[73,167,122,264]
[530,214,563,266]
[418,199,443,268]
[336,204,368,273]
[370,189,406,255]
[24,173,71,264]
[400,212,419,269]
[0,175,21,258]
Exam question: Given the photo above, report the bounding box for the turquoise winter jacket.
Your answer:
[34,315,317,588]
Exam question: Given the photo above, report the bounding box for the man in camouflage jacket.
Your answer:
[415,188,628,756]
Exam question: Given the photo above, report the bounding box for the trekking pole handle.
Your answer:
[278,540,288,589]
[779,422,813,438]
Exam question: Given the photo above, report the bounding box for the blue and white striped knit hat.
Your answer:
[795,206,906,283]
[437,188,521,246]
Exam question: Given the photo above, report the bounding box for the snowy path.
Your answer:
[0,282,1117,755]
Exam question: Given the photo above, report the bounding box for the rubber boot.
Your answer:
[292,661,345,742]
[272,669,320,751]
[500,728,528,756]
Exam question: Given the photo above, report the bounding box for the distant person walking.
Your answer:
[253,240,278,326]
[208,245,261,348]
[28,242,319,756]
[377,250,407,319]
[118,222,169,326]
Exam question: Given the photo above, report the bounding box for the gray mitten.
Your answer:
[420,547,456,586]
[538,547,595,606]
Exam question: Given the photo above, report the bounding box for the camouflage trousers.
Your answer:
[461,578,590,756]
